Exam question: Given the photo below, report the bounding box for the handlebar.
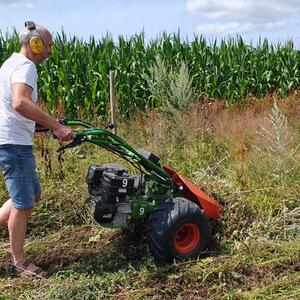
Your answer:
[35,117,69,137]
[35,117,115,152]
[34,116,172,182]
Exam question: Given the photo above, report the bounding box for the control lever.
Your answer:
[56,140,83,152]
[57,137,83,152]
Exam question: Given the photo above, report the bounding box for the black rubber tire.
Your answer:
[146,197,212,264]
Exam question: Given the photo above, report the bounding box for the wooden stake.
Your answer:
[109,70,117,135]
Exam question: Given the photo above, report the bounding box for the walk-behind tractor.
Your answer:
[45,118,223,264]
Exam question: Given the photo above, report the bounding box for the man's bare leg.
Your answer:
[8,194,47,277]
[8,193,41,263]
[0,199,12,225]
[1,193,40,227]
[8,206,32,264]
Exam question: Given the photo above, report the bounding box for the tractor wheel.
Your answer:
[146,197,212,264]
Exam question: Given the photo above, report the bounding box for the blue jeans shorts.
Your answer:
[0,144,41,209]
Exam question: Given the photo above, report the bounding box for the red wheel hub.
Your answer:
[173,223,201,254]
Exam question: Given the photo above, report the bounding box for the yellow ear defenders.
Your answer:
[25,21,45,54]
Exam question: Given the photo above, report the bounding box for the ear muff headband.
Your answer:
[25,21,45,54]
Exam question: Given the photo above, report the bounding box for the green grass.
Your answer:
[0,98,300,299]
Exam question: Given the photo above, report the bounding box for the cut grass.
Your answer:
[0,225,299,299]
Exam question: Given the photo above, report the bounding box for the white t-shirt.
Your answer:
[0,53,38,145]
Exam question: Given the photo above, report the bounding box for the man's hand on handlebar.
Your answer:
[53,125,75,142]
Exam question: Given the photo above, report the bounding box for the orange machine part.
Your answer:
[163,166,223,219]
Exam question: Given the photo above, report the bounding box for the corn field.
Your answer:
[1,30,300,118]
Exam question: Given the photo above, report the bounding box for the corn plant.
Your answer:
[1,31,300,118]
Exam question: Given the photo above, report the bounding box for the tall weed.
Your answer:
[143,55,195,146]
[254,100,299,178]
[144,55,194,116]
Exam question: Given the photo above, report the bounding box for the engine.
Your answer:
[86,163,139,227]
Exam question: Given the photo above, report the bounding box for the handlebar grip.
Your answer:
[35,128,50,133]
[35,116,68,134]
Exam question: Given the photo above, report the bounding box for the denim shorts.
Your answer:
[0,144,41,209]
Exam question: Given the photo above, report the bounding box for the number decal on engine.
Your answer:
[122,179,128,187]
[139,207,145,215]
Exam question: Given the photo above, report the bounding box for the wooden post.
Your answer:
[109,70,117,135]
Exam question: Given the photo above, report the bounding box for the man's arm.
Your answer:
[12,83,74,141]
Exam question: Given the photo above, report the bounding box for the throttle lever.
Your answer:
[56,136,84,152]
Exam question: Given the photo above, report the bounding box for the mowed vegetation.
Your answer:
[0,32,300,299]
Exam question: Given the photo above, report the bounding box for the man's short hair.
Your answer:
[19,25,46,46]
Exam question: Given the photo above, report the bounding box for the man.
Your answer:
[0,22,75,278]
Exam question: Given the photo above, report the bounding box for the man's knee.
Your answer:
[11,206,33,218]
[23,207,33,218]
